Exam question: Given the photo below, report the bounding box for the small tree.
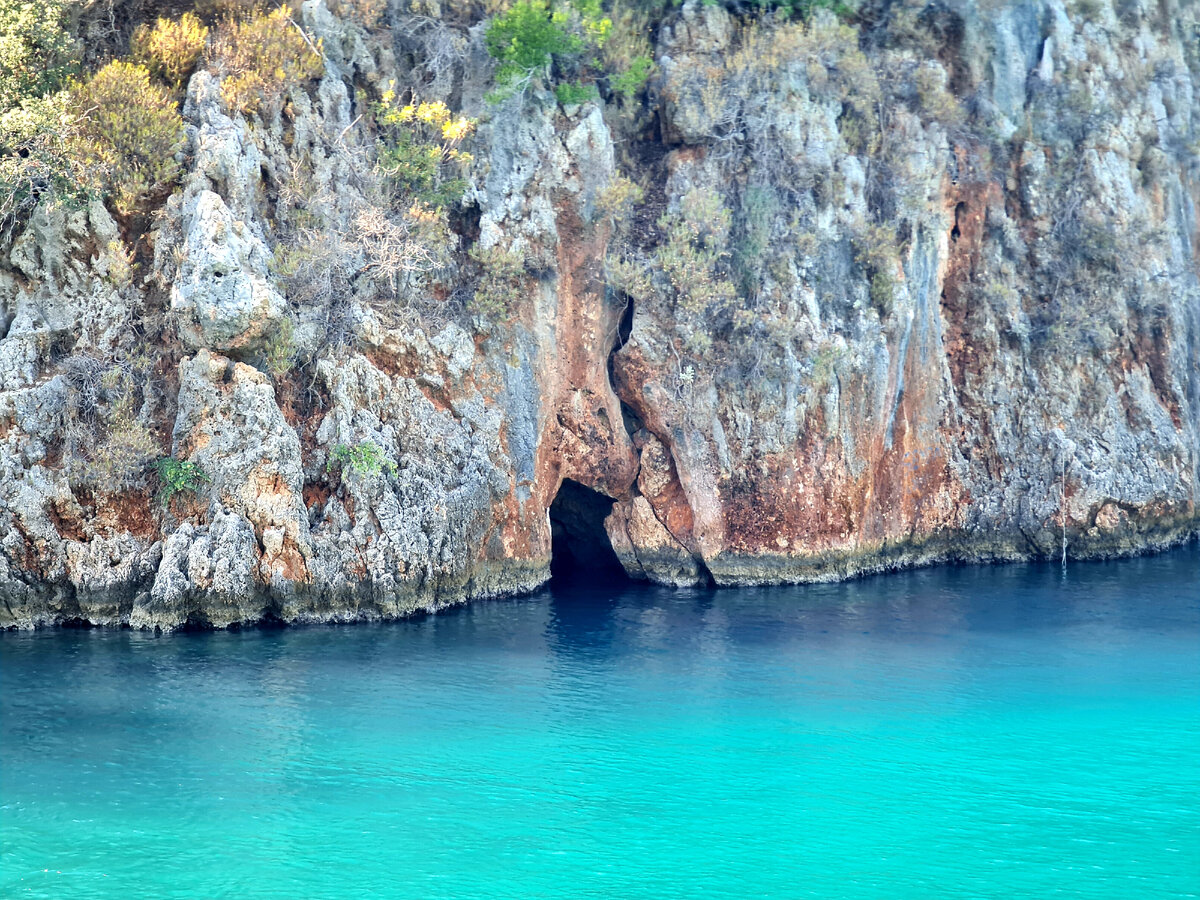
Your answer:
[486,0,581,87]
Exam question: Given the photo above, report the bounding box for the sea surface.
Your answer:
[2,547,1198,898]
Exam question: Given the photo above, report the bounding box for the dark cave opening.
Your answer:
[548,479,628,583]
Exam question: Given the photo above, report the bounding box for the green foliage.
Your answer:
[600,0,654,119]
[327,0,388,27]
[0,93,93,234]
[0,0,86,231]
[468,244,526,319]
[89,417,159,493]
[209,7,323,115]
[911,62,963,127]
[734,184,777,295]
[852,222,898,316]
[610,187,738,358]
[596,172,643,226]
[656,188,736,319]
[132,13,210,89]
[732,0,854,18]
[0,0,79,111]
[155,457,210,504]
[486,0,581,86]
[375,92,475,207]
[554,78,597,105]
[609,54,652,99]
[484,0,609,99]
[809,340,845,389]
[72,61,185,216]
[59,353,159,493]
[263,316,296,378]
[327,442,397,479]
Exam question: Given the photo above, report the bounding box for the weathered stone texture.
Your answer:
[0,0,1195,627]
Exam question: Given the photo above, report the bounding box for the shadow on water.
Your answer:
[536,539,1200,656]
[543,477,633,652]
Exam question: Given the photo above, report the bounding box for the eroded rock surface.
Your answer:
[0,0,1196,628]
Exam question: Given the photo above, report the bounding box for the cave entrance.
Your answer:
[548,479,628,583]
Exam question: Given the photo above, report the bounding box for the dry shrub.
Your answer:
[276,200,455,348]
[328,0,388,28]
[209,7,323,115]
[391,15,469,96]
[132,13,210,88]
[60,353,159,493]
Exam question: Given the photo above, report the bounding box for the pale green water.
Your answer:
[2,548,1199,898]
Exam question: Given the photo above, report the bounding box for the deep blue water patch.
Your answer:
[2,547,1198,898]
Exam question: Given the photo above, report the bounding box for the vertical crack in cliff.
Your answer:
[603,292,715,587]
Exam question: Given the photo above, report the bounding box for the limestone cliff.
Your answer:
[0,0,1196,629]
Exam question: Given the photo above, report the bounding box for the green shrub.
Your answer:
[0,93,93,234]
[327,442,396,479]
[484,0,609,99]
[734,184,777,293]
[655,187,736,318]
[72,61,185,216]
[912,62,963,127]
[596,172,643,227]
[853,222,898,316]
[209,7,323,115]
[155,457,210,504]
[468,244,525,319]
[0,0,79,110]
[809,341,844,388]
[486,0,581,86]
[608,186,737,358]
[263,316,296,378]
[738,0,854,18]
[88,416,159,492]
[609,54,652,99]
[375,93,475,207]
[554,78,597,105]
[327,0,388,27]
[132,13,210,89]
[601,0,653,106]
[0,0,86,231]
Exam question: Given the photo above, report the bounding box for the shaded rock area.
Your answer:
[0,0,1196,629]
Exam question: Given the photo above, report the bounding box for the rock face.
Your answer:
[0,0,1196,628]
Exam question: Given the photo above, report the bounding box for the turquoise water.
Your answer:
[2,549,1198,898]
